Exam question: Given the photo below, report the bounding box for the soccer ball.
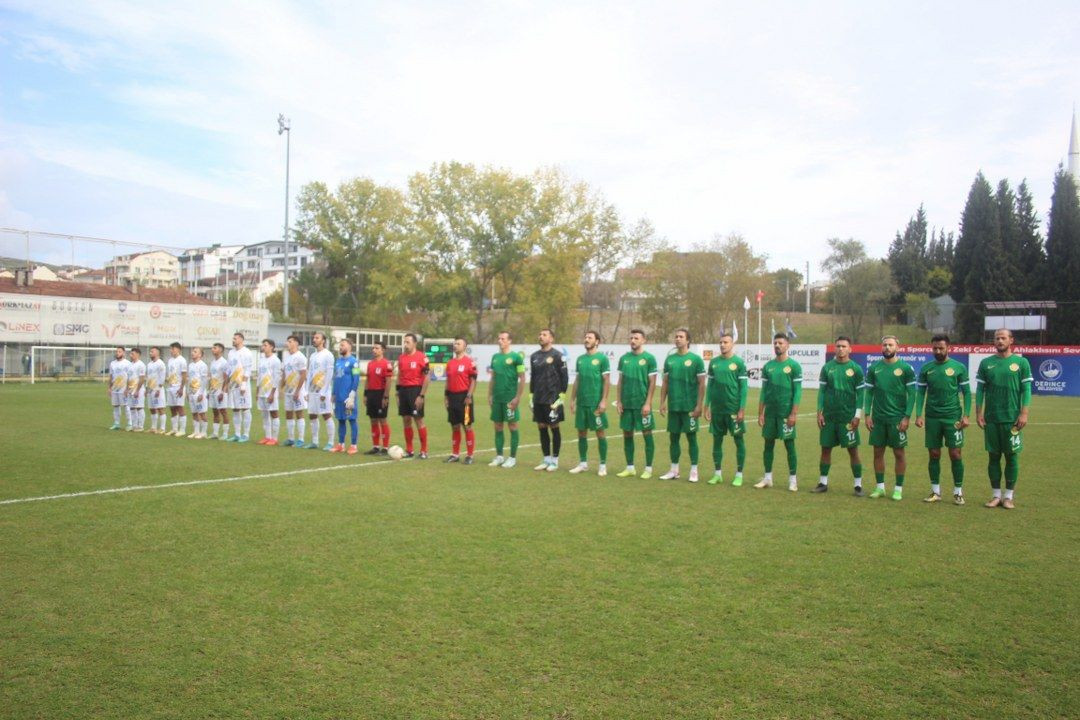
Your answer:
[387,445,405,461]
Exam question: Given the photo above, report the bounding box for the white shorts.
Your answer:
[208,389,229,410]
[148,389,167,410]
[230,384,251,410]
[127,390,145,408]
[257,395,278,412]
[284,390,308,412]
[189,393,208,415]
[166,388,185,407]
[309,391,332,415]
[111,390,126,406]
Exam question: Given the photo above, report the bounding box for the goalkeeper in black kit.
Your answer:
[530,328,569,471]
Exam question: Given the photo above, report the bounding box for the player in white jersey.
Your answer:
[107,346,131,430]
[126,348,147,431]
[281,334,308,447]
[208,342,231,440]
[305,331,336,450]
[145,346,168,433]
[186,347,209,438]
[257,339,283,445]
[226,332,255,442]
[165,342,188,437]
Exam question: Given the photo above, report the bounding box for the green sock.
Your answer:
[495,429,505,456]
[578,435,588,463]
[763,440,775,473]
[951,458,964,487]
[852,463,863,482]
[819,462,830,477]
[598,436,608,463]
[687,433,699,464]
[734,435,746,472]
[712,436,723,469]
[670,432,681,463]
[875,471,885,485]
[784,438,797,474]
[988,452,1002,489]
[929,457,941,484]
[623,435,635,465]
[510,429,519,457]
[1004,454,1019,489]
[895,474,905,487]
[644,433,655,466]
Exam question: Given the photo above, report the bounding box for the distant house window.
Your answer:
[272,259,284,267]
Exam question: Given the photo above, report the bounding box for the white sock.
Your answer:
[271,417,279,439]
[242,410,252,436]
[876,481,886,490]
[211,421,218,437]
[670,463,679,474]
[600,463,608,472]
[853,476,861,487]
[263,415,271,438]
[287,419,295,440]
[764,472,773,482]
[180,416,187,433]
[160,414,168,432]
[734,471,742,479]
[819,476,829,485]
[172,415,179,432]
[325,417,334,443]
[993,488,1002,498]
[955,487,963,496]
[125,407,132,426]
[311,419,320,445]
[689,464,696,473]
[233,414,242,436]
[625,465,635,473]
[644,466,652,473]
[297,418,306,442]
[931,484,941,495]
[138,409,146,429]
[113,406,121,424]
[1004,489,1014,500]
[789,474,797,483]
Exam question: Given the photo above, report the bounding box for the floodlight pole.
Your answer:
[278,114,292,319]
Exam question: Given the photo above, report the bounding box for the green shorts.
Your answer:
[984,422,1023,455]
[820,420,860,448]
[925,417,965,449]
[619,408,655,432]
[667,410,700,434]
[762,412,796,441]
[869,417,909,448]
[490,399,520,424]
[709,410,746,437]
[575,403,609,431]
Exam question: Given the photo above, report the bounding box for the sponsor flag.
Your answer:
[732,321,739,343]
[786,318,798,339]
[743,296,751,310]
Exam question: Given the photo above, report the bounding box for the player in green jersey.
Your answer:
[976,328,1032,510]
[815,336,865,495]
[755,333,802,491]
[863,336,917,500]
[659,328,706,482]
[487,330,526,468]
[703,331,748,486]
[568,331,611,476]
[914,334,971,505]
[614,329,658,479]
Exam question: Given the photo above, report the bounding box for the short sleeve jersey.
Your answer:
[977,354,1032,424]
[707,354,748,413]
[146,359,166,391]
[918,358,969,419]
[307,349,335,393]
[258,354,283,398]
[575,352,610,407]
[283,351,307,393]
[396,351,429,387]
[446,355,478,394]
[209,357,229,392]
[228,347,254,385]
[663,352,705,412]
[865,359,916,419]
[109,358,130,392]
[819,359,863,422]
[187,359,208,395]
[489,351,525,402]
[127,360,146,391]
[617,351,657,410]
[332,355,359,398]
[166,356,187,390]
[761,358,802,415]
[365,358,391,391]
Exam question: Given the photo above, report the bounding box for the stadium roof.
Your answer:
[0,276,221,305]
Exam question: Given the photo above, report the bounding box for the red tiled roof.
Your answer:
[0,277,222,305]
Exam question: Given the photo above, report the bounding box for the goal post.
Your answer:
[30,346,117,385]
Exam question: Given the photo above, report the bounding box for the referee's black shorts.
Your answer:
[365,389,388,419]
[397,385,424,417]
[532,402,564,424]
[446,391,474,426]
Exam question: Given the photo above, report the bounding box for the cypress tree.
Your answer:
[995,180,1021,300]
[1016,179,1046,299]
[1046,167,1080,342]
[954,173,1005,340]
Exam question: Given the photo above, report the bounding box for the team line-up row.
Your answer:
[105,326,1034,510]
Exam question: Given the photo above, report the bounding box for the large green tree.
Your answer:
[822,238,894,343]
[1016,179,1047,299]
[1046,167,1080,342]
[888,204,929,319]
[953,173,1006,341]
[994,179,1022,301]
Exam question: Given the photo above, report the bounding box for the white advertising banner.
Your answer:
[0,292,268,348]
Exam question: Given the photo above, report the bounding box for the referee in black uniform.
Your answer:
[530,328,569,471]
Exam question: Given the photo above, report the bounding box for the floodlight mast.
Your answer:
[278,114,291,318]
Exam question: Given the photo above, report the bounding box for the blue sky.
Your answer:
[2,0,1078,275]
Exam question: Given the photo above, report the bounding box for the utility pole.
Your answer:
[278,114,291,318]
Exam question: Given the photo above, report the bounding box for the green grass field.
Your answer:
[1,383,1077,719]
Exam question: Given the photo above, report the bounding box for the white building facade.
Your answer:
[177,245,244,288]
[234,240,317,278]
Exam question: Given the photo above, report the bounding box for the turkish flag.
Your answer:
[755,290,765,303]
